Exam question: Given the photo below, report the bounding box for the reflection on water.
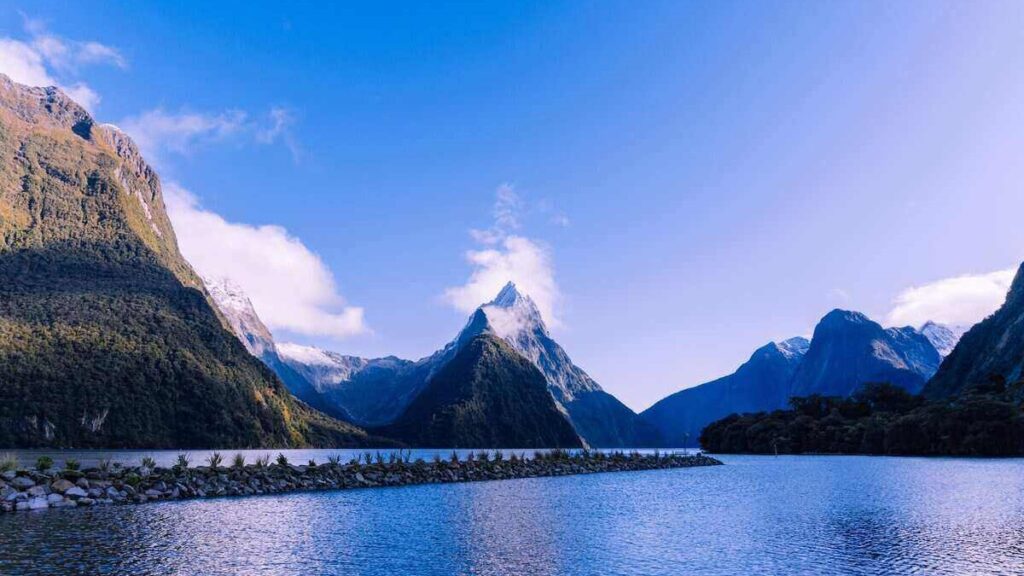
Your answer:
[3,456,1024,575]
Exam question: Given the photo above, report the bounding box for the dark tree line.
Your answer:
[700,379,1024,456]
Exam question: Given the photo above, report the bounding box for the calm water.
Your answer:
[3,455,1024,575]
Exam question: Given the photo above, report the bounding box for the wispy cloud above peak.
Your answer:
[446,184,563,328]
[120,106,301,169]
[0,15,125,112]
[119,108,248,165]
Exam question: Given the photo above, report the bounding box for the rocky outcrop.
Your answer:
[0,451,722,513]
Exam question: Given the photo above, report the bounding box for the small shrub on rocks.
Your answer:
[175,454,191,469]
[63,458,80,471]
[276,453,289,467]
[208,452,223,469]
[141,456,156,470]
[232,454,246,469]
[36,456,53,472]
[254,454,270,468]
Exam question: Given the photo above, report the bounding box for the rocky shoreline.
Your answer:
[0,451,721,513]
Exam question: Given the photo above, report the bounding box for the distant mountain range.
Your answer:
[215,280,658,448]
[641,310,964,446]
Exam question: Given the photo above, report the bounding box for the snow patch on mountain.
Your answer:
[203,275,274,356]
[919,321,968,358]
[277,342,338,367]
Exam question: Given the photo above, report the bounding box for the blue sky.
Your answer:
[2,1,1024,410]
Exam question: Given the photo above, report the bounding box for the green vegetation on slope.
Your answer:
[700,381,1024,456]
[0,78,379,448]
[382,335,584,448]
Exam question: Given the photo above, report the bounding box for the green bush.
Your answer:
[36,456,53,472]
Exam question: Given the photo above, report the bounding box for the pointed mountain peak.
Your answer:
[477,282,546,339]
[490,281,528,308]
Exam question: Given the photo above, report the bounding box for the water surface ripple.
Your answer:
[2,455,1023,575]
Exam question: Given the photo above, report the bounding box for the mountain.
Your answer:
[275,343,416,426]
[925,263,1024,398]
[0,75,378,448]
[920,321,968,359]
[381,334,583,448]
[641,337,809,446]
[788,310,942,397]
[447,283,660,447]
[202,277,366,423]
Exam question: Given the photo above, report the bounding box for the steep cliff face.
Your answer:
[0,75,377,448]
[925,263,1024,398]
[641,338,809,446]
[381,335,583,448]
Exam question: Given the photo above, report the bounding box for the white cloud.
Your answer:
[886,268,1017,328]
[256,107,301,161]
[164,182,367,339]
[0,19,124,112]
[445,185,563,328]
[119,109,248,165]
[120,107,300,167]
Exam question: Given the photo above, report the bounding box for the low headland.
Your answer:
[0,450,722,513]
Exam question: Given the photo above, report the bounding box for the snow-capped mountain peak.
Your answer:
[203,275,274,356]
[775,337,811,360]
[480,282,546,340]
[919,321,968,358]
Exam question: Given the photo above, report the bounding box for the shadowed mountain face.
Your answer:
[275,343,417,427]
[790,310,941,397]
[380,334,583,448]
[925,263,1024,399]
[641,338,809,447]
[0,75,378,448]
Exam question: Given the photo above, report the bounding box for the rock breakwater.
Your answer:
[0,451,721,513]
